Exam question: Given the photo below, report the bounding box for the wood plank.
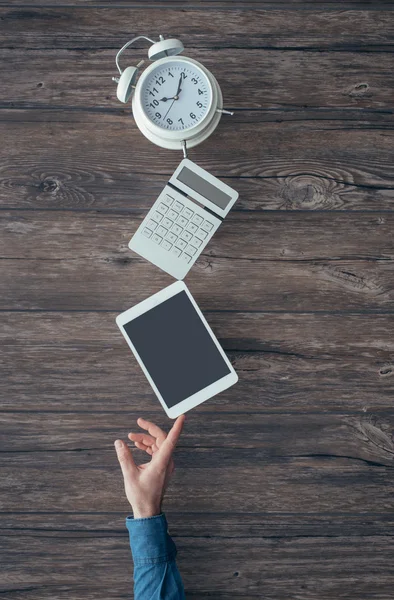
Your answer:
[0,8,393,50]
[1,211,393,311]
[1,533,394,600]
[0,121,393,212]
[2,511,394,539]
[2,1,393,9]
[0,48,393,110]
[1,411,394,467]
[1,533,393,600]
[3,211,394,260]
[1,311,393,411]
[1,446,393,513]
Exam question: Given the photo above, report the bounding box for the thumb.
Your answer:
[114,439,137,480]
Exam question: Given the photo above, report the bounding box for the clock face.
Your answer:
[141,60,212,131]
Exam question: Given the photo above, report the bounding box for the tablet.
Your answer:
[116,281,238,418]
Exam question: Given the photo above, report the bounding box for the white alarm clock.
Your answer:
[112,34,234,155]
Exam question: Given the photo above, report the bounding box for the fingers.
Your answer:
[128,432,157,446]
[128,432,159,455]
[137,418,167,445]
[154,414,186,468]
[114,439,137,479]
[134,440,158,455]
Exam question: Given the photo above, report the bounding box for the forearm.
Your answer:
[126,513,185,600]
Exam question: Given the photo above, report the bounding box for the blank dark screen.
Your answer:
[176,166,232,209]
[123,291,231,408]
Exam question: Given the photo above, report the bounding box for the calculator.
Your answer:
[129,158,239,279]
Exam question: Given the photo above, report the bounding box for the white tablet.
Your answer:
[116,281,238,418]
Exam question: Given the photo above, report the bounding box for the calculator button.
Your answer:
[201,220,214,233]
[146,219,158,231]
[161,239,172,251]
[186,222,198,234]
[162,217,173,229]
[191,236,202,248]
[177,215,188,228]
[176,239,187,250]
[168,209,178,221]
[152,233,163,244]
[182,207,194,220]
[163,194,174,206]
[173,200,184,212]
[152,211,163,223]
[166,231,177,244]
[196,228,208,240]
[157,225,168,237]
[191,213,204,226]
[180,230,192,242]
[142,227,153,238]
[171,246,182,257]
[171,223,182,236]
[157,203,168,215]
[180,252,192,264]
[186,244,198,256]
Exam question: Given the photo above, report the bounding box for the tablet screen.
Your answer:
[123,291,231,408]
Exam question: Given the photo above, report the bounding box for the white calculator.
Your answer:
[129,159,239,279]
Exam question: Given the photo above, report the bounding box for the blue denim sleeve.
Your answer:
[126,513,186,600]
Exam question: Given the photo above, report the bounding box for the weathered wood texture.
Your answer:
[1,3,394,600]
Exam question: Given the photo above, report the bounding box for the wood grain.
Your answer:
[1,311,393,412]
[1,446,394,513]
[0,121,393,212]
[1,210,393,311]
[1,3,394,599]
[1,533,394,600]
[1,48,393,110]
[0,8,393,50]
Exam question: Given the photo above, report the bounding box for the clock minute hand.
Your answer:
[175,74,183,98]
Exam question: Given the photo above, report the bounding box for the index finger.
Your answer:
[167,414,186,447]
[154,414,186,467]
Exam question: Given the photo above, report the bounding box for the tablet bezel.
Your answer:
[116,281,238,418]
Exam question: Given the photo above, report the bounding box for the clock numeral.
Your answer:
[178,117,184,126]
[168,70,174,78]
[196,101,203,108]
[148,90,155,97]
[167,118,173,125]
[155,112,162,119]
[198,88,204,95]
[155,76,165,85]
[190,112,196,120]
[191,77,198,84]
[181,72,187,79]
[150,99,159,107]
[153,87,158,94]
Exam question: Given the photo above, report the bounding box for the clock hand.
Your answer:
[163,98,176,120]
[175,74,183,98]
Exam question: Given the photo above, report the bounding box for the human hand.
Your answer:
[114,415,186,519]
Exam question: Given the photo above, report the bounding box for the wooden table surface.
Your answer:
[1,2,394,599]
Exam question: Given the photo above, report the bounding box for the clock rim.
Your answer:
[132,56,219,141]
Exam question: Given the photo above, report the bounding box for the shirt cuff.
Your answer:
[126,512,177,566]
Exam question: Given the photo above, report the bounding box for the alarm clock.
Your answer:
[112,34,234,155]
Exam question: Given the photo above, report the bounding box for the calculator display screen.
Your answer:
[123,291,231,408]
[176,166,232,210]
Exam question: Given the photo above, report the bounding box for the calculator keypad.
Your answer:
[135,189,218,271]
